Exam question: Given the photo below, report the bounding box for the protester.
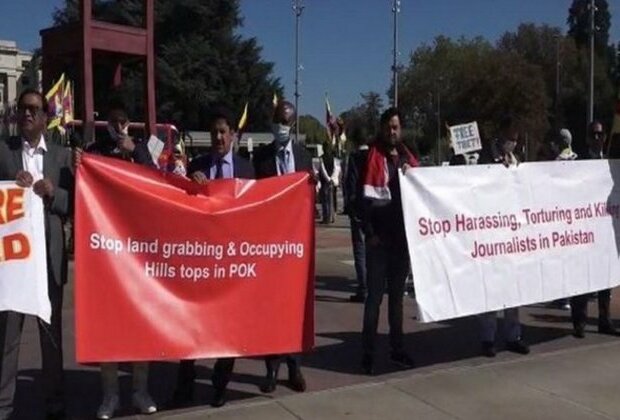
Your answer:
[319,142,339,224]
[344,138,369,302]
[477,116,530,357]
[553,128,578,161]
[75,98,157,419]
[172,106,254,408]
[570,121,618,339]
[361,107,417,375]
[252,100,312,394]
[0,89,73,420]
[84,100,153,166]
[552,128,576,309]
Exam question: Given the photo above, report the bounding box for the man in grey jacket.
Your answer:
[0,89,73,420]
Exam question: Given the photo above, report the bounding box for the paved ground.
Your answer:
[12,214,620,419]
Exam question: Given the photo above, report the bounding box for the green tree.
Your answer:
[298,115,328,144]
[52,0,283,131]
[568,0,611,51]
[340,91,384,148]
[398,36,549,161]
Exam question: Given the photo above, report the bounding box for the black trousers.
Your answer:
[264,354,301,376]
[177,358,235,392]
[362,239,409,357]
[0,281,64,420]
[570,289,611,329]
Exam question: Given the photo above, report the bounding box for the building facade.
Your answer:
[0,40,39,107]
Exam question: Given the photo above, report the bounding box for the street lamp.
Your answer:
[391,0,401,108]
[554,34,561,126]
[436,77,443,165]
[293,0,304,143]
[587,0,596,126]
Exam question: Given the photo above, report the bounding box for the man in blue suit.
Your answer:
[172,106,254,409]
[187,107,255,181]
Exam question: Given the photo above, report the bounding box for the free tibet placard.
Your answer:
[400,160,620,322]
[75,155,314,363]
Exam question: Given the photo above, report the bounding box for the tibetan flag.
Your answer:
[45,74,65,129]
[238,102,248,132]
[325,95,336,143]
[325,95,334,127]
[272,92,279,109]
[62,80,74,125]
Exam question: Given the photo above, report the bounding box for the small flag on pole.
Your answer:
[238,102,248,131]
[45,74,65,129]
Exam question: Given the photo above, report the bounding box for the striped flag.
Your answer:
[45,74,65,129]
[325,94,336,144]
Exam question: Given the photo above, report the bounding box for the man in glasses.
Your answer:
[0,88,74,419]
[570,120,617,338]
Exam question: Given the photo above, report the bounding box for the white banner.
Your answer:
[0,182,50,322]
[449,121,482,155]
[400,160,620,322]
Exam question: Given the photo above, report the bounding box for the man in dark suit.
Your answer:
[252,100,311,394]
[570,121,618,338]
[0,89,73,420]
[172,106,254,409]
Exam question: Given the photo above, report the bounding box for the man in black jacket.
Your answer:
[570,121,618,338]
[172,106,254,408]
[75,98,158,419]
[361,108,417,375]
[84,99,154,166]
[344,139,369,302]
[252,100,311,394]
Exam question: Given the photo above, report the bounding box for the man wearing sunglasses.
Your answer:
[570,121,617,338]
[0,88,74,420]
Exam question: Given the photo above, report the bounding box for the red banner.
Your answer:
[75,155,314,363]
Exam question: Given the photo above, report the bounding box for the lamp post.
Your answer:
[554,34,561,126]
[587,0,595,126]
[436,77,443,165]
[293,0,304,143]
[391,0,401,107]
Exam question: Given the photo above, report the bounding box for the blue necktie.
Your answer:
[215,158,223,179]
[278,149,289,175]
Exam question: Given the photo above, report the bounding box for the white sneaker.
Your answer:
[97,393,120,420]
[132,391,157,415]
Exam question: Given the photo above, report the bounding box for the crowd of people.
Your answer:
[0,87,617,419]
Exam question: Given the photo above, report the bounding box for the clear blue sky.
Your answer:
[1,0,619,122]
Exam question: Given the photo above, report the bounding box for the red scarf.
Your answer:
[363,141,418,201]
